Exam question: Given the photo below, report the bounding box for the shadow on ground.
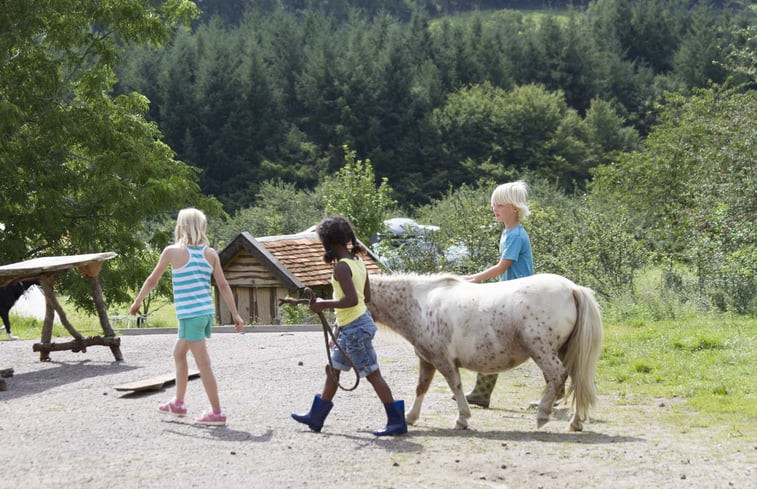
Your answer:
[0,360,137,400]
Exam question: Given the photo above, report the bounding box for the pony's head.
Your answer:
[367,272,464,331]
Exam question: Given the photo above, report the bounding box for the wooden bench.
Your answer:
[0,252,123,363]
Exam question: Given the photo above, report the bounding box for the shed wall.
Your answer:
[217,285,289,325]
[224,250,280,287]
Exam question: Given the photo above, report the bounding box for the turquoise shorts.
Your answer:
[178,314,214,342]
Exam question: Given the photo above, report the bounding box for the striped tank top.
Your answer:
[172,245,215,319]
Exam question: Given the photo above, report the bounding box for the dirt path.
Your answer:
[1,330,753,488]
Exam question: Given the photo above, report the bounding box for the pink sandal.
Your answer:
[195,410,226,426]
[158,400,187,417]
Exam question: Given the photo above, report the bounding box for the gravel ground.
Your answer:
[0,329,754,489]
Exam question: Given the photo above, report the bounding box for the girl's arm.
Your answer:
[363,274,371,303]
[207,248,245,332]
[129,247,172,315]
[310,261,358,313]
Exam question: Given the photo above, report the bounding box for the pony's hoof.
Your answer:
[536,415,550,428]
[454,420,469,430]
[569,421,584,432]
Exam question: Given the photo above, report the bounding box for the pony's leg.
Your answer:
[539,370,566,403]
[1,313,15,339]
[1,312,11,335]
[555,349,568,402]
[436,363,471,430]
[526,348,568,429]
[407,357,436,425]
[568,410,584,432]
[529,371,566,410]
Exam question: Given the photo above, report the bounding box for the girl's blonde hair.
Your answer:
[174,208,209,247]
[491,180,531,220]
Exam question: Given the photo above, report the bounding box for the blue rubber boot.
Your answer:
[373,400,408,436]
[291,394,333,432]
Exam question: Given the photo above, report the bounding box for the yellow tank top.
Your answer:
[332,257,367,326]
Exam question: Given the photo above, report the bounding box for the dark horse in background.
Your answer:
[0,281,37,340]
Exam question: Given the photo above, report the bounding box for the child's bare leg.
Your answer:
[173,339,190,401]
[188,339,220,412]
[321,366,340,402]
[367,369,394,404]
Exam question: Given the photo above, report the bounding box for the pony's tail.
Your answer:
[563,286,603,423]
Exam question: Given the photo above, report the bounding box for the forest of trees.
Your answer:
[116,0,753,211]
[1,0,754,315]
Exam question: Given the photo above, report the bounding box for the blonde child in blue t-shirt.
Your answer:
[130,208,244,426]
[291,216,407,436]
[463,181,534,408]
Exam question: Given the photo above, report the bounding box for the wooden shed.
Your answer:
[216,231,383,325]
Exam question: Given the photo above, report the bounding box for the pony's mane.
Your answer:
[371,272,463,285]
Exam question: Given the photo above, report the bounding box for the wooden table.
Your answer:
[0,253,123,362]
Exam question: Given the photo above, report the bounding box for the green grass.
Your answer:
[599,314,756,432]
[3,297,178,340]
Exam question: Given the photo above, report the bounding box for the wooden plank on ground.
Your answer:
[114,370,201,392]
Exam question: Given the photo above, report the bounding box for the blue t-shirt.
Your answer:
[499,225,534,281]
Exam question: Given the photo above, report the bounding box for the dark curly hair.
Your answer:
[316,216,365,264]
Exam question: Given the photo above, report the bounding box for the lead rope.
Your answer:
[278,287,359,391]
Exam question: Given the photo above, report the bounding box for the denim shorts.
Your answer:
[331,311,379,378]
[178,314,213,342]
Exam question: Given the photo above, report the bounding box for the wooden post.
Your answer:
[39,275,56,360]
[40,275,84,339]
[40,274,87,361]
[81,272,123,361]
[37,271,124,362]
[33,336,120,355]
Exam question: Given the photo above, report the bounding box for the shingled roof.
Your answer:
[218,231,383,292]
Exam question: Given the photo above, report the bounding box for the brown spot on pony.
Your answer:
[367,273,603,432]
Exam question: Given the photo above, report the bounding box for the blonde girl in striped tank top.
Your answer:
[130,208,244,426]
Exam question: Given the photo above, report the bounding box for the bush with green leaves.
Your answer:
[321,146,396,244]
[590,85,756,314]
[415,181,500,274]
[528,194,645,299]
[432,83,596,189]
[372,232,445,274]
[0,0,223,312]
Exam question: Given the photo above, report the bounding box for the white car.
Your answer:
[381,217,439,237]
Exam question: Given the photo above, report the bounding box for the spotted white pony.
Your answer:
[367,273,603,431]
